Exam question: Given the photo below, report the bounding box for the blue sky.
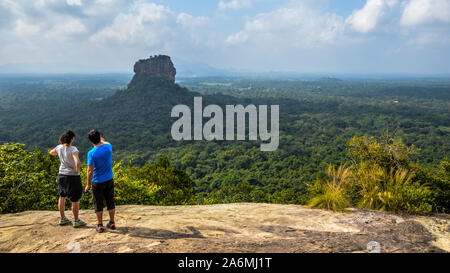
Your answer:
[0,0,449,74]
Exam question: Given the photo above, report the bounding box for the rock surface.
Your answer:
[0,203,448,253]
[131,55,176,84]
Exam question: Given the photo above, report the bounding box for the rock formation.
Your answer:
[0,204,448,253]
[131,55,176,84]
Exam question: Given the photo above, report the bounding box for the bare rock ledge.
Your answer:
[0,203,448,253]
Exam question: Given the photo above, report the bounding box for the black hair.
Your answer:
[59,130,75,145]
[88,130,101,144]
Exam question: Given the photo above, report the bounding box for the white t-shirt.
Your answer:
[56,144,80,176]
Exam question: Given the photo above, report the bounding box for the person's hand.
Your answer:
[85,184,91,193]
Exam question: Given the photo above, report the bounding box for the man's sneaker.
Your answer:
[59,217,71,226]
[106,221,116,230]
[73,219,87,228]
[96,224,105,233]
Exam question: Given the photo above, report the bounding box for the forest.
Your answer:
[0,74,448,214]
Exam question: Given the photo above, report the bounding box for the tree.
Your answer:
[0,143,59,213]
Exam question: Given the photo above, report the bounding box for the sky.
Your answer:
[0,0,449,74]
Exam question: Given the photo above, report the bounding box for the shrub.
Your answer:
[208,181,270,204]
[348,135,415,171]
[113,161,160,205]
[428,159,450,213]
[307,164,352,212]
[0,143,59,213]
[347,134,434,214]
[354,163,432,214]
[112,157,196,206]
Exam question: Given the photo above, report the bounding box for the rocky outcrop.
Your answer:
[131,55,176,84]
[0,203,448,253]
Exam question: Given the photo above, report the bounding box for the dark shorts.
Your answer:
[92,179,115,212]
[57,174,82,202]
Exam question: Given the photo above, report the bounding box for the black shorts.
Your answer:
[57,174,82,202]
[92,179,115,212]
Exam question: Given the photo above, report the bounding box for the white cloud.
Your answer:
[45,18,86,40]
[176,13,209,29]
[218,0,252,11]
[226,31,248,44]
[0,0,215,71]
[225,1,345,48]
[406,31,450,46]
[14,19,40,36]
[0,0,449,73]
[345,0,450,33]
[346,0,398,33]
[66,0,82,6]
[176,13,210,46]
[90,2,211,50]
[90,2,175,46]
[401,0,450,26]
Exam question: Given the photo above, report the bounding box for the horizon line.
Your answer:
[0,72,450,78]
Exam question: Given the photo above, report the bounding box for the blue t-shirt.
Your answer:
[87,143,113,183]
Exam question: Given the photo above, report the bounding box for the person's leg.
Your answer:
[58,197,66,218]
[69,176,83,222]
[57,174,68,219]
[92,182,105,226]
[104,179,116,224]
[58,196,71,225]
[72,201,79,221]
[71,200,86,227]
[108,209,115,223]
[96,210,103,225]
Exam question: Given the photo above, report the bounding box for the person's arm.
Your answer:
[49,146,58,156]
[85,151,94,192]
[86,165,94,192]
[72,152,81,174]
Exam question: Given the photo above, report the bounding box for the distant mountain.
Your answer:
[94,55,198,134]
[172,58,234,78]
[76,55,244,157]
[317,77,343,83]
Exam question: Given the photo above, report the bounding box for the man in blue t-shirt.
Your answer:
[85,130,116,233]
